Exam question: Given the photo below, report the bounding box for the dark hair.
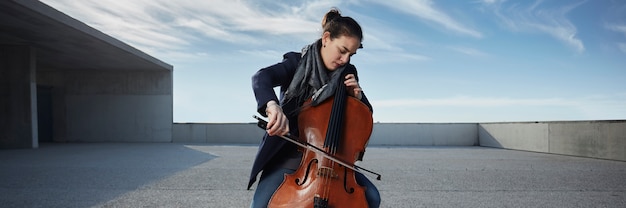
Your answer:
[321,8,363,48]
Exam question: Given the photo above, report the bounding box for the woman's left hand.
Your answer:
[344,74,363,100]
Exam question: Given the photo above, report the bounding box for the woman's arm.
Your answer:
[252,52,301,136]
[251,52,301,116]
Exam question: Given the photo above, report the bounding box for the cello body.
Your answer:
[268,95,374,208]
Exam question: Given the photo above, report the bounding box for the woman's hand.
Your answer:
[265,100,290,136]
[344,74,363,100]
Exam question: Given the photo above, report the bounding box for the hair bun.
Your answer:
[319,7,363,44]
[322,8,342,28]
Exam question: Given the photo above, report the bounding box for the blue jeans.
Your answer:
[250,168,380,208]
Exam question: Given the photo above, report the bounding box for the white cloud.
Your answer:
[605,24,626,54]
[605,24,626,36]
[449,46,489,57]
[487,0,586,54]
[527,21,584,54]
[367,0,483,38]
[40,0,330,52]
[480,0,501,4]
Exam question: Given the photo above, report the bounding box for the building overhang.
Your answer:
[0,0,172,71]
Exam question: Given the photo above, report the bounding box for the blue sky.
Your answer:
[42,0,626,123]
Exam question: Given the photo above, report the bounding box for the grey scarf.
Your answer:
[282,39,346,114]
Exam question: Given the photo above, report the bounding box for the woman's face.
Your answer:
[321,32,361,71]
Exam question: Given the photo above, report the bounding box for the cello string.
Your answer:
[326,75,348,203]
[322,164,330,203]
[325,73,347,154]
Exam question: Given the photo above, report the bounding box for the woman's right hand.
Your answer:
[265,100,290,136]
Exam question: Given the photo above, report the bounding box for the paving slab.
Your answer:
[1,143,624,207]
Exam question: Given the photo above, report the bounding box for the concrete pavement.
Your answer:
[1,143,625,207]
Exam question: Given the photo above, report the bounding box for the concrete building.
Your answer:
[1,0,173,148]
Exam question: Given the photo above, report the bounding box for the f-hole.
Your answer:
[295,159,318,186]
[342,166,355,193]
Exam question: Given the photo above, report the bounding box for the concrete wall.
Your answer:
[369,123,477,146]
[37,70,173,142]
[172,123,478,146]
[479,121,626,161]
[173,120,625,161]
[478,122,550,152]
[173,123,263,144]
[0,45,38,148]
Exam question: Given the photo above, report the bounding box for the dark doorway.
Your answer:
[37,85,53,142]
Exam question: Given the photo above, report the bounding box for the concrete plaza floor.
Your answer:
[1,143,625,207]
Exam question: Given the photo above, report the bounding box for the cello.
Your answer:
[254,79,380,207]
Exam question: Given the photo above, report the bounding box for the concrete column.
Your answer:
[0,45,38,149]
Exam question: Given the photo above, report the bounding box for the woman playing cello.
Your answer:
[249,8,380,208]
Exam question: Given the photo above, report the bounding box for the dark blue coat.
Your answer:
[248,52,372,189]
